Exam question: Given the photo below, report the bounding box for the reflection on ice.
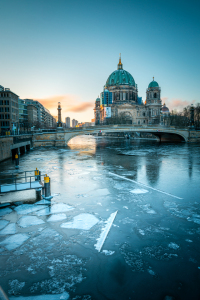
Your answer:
[36,203,74,216]
[18,216,45,228]
[0,233,29,250]
[47,214,67,222]
[0,223,16,235]
[61,213,99,230]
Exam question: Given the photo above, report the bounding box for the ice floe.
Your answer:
[0,207,12,216]
[130,189,148,194]
[36,203,74,216]
[47,214,67,222]
[14,204,47,215]
[102,250,115,255]
[0,202,10,208]
[0,223,16,235]
[0,233,29,250]
[61,213,99,230]
[18,216,45,228]
[168,242,179,250]
[123,206,128,209]
[0,219,9,230]
[95,211,118,252]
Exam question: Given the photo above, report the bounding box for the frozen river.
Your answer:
[0,136,200,300]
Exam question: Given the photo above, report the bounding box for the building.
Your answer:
[0,85,19,134]
[18,99,28,132]
[72,119,78,127]
[27,104,37,125]
[24,99,56,128]
[65,117,70,128]
[94,56,162,125]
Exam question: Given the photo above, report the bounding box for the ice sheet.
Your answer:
[0,207,12,216]
[95,211,118,252]
[47,214,67,222]
[18,216,45,228]
[61,213,99,230]
[0,223,16,235]
[14,204,47,215]
[0,219,9,230]
[0,233,29,250]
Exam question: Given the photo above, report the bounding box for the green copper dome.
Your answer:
[105,56,136,87]
[106,69,136,87]
[148,79,159,88]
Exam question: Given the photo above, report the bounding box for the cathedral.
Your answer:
[94,55,162,125]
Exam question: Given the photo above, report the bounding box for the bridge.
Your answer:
[32,125,200,147]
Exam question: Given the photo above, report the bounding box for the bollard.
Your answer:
[39,170,41,182]
[44,174,51,198]
[36,188,41,200]
[35,168,39,181]
[15,154,19,169]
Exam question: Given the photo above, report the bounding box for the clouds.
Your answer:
[161,97,196,111]
[35,94,93,113]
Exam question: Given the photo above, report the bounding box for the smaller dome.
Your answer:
[148,77,159,88]
[96,97,100,102]
[162,104,169,113]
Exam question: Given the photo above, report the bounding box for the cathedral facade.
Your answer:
[94,56,162,125]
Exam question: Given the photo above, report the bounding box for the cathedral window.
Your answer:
[154,93,157,98]
[143,112,145,116]
[111,79,114,85]
[138,120,140,125]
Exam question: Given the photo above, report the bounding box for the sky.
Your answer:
[0,0,200,124]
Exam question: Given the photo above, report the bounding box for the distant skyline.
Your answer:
[0,0,199,122]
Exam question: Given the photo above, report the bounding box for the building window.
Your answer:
[143,120,145,123]
[138,120,140,125]
[154,93,157,98]
[143,112,145,116]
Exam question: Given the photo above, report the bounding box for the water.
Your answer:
[0,136,200,300]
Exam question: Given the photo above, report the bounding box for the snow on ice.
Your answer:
[95,211,118,252]
[130,189,148,194]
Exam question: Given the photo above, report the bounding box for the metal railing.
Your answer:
[0,170,45,193]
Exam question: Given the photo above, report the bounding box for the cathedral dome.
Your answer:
[105,55,136,87]
[148,78,159,88]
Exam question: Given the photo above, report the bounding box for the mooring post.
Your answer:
[35,188,41,200]
[39,171,41,182]
[35,168,39,181]
[15,153,19,169]
[44,174,51,198]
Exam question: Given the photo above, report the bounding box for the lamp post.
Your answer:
[189,104,195,130]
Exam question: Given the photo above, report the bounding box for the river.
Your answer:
[0,136,200,300]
